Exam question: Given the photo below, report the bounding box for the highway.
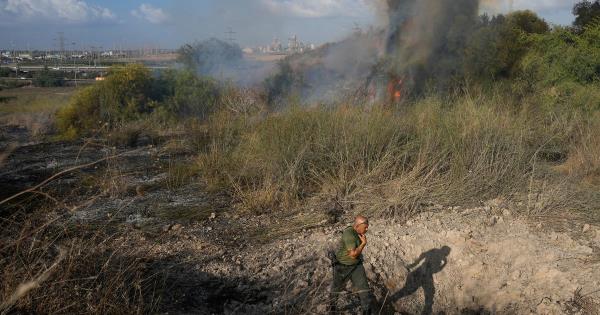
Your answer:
[0,65,171,71]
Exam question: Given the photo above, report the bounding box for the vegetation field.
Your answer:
[2,3,600,314]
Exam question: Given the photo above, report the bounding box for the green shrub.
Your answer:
[33,67,65,87]
[56,64,157,138]
[160,70,220,120]
[56,64,230,138]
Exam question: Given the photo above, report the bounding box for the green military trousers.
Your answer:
[329,262,372,313]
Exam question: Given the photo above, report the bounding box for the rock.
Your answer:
[576,245,593,254]
[583,224,590,233]
[210,212,216,220]
[316,304,327,313]
[206,226,212,231]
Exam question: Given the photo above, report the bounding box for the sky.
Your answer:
[0,0,581,50]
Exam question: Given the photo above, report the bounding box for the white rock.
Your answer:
[210,212,216,219]
[582,224,590,233]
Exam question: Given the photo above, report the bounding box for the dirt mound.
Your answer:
[364,207,600,314]
[149,202,598,314]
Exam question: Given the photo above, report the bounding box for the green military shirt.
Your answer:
[335,226,362,265]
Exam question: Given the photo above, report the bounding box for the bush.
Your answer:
[33,67,65,87]
[56,64,226,138]
[519,25,600,86]
[159,70,220,120]
[0,67,11,77]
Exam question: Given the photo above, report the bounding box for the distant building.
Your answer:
[254,36,316,55]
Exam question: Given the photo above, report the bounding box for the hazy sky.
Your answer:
[0,0,580,50]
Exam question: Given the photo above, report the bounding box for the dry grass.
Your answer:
[195,92,600,218]
[0,87,76,136]
[0,144,164,314]
[0,211,162,314]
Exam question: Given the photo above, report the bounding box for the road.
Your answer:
[0,65,171,72]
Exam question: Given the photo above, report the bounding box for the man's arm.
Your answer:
[348,234,367,259]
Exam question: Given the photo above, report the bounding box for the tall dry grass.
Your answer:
[196,92,600,217]
[0,210,162,314]
[0,87,75,136]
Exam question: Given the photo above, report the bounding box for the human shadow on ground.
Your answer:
[387,246,452,315]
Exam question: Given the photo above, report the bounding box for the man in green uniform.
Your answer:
[329,215,372,314]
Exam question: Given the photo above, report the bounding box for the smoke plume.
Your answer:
[379,0,480,94]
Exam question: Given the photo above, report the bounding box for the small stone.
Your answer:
[316,304,327,313]
[583,224,591,233]
[210,212,216,219]
[206,226,213,231]
[577,245,593,254]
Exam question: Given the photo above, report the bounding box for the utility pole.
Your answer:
[353,22,362,35]
[225,27,236,43]
[53,32,66,65]
[71,42,78,87]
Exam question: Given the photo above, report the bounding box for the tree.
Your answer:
[506,10,549,34]
[177,38,243,76]
[464,11,548,81]
[33,67,65,87]
[573,0,600,31]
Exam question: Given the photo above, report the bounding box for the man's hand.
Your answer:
[358,233,367,245]
[348,234,368,259]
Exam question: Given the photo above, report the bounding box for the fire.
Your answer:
[387,77,404,103]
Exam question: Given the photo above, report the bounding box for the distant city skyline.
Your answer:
[0,0,581,50]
